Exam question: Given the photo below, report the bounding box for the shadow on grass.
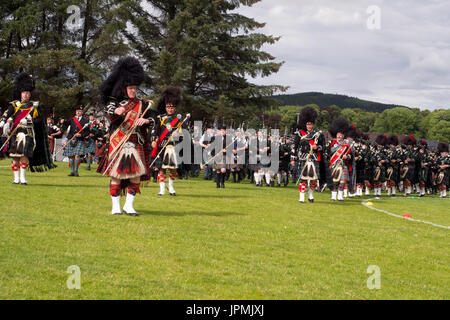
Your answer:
[138,209,246,217]
[179,194,248,199]
[26,183,101,188]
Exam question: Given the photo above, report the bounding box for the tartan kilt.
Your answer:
[86,139,96,154]
[341,166,350,181]
[97,134,149,181]
[63,140,87,157]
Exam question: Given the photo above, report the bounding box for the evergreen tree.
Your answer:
[124,0,286,121]
[0,0,130,116]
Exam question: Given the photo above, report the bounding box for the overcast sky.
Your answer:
[236,0,450,110]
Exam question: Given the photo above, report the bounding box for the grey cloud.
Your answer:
[237,0,450,110]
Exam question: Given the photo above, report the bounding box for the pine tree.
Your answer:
[124,0,287,123]
[0,0,131,116]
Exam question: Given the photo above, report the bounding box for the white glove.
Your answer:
[26,114,32,121]
[0,121,5,128]
[20,118,28,125]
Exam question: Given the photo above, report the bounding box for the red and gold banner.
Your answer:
[12,102,34,131]
[108,99,142,160]
[329,141,350,168]
[150,117,180,158]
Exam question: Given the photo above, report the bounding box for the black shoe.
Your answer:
[308,199,314,203]
[112,212,122,216]
[170,193,176,196]
[12,182,19,185]
[124,210,138,217]
[68,173,75,176]
[86,167,91,171]
[221,184,225,189]
[20,182,27,185]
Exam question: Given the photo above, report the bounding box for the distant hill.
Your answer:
[272,92,408,113]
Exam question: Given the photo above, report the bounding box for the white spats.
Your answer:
[168,178,176,194]
[19,167,27,184]
[337,190,344,201]
[123,193,136,214]
[254,172,262,186]
[265,172,271,185]
[111,196,121,215]
[299,192,305,203]
[365,187,370,196]
[13,170,20,184]
[331,191,337,201]
[308,189,314,201]
[356,187,362,197]
[159,182,166,195]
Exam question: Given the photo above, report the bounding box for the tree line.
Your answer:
[250,104,450,142]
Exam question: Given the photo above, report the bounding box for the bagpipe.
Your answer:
[436,155,450,185]
[103,100,155,175]
[399,146,411,179]
[297,130,322,184]
[149,113,190,168]
[0,102,37,152]
[329,139,354,184]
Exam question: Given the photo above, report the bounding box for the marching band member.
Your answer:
[97,57,154,216]
[0,73,55,184]
[328,118,351,201]
[294,107,325,203]
[151,86,186,196]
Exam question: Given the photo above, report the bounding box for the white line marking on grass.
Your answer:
[362,198,450,230]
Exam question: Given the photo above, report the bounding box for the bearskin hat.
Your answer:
[402,135,416,146]
[296,107,318,131]
[328,118,349,138]
[387,134,399,146]
[419,139,428,148]
[156,86,182,113]
[13,73,35,100]
[346,125,360,140]
[437,142,449,153]
[99,57,145,104]
[361,132,370,141]
[375,134,387,146]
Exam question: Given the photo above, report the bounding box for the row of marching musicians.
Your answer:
[0,57,188,217]
[293,107,450,203]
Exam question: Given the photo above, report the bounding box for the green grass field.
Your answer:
[0,159,449,300]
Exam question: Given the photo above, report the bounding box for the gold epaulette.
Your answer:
[10,100,20,107]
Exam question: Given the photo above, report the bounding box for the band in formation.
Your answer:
[1,58,449,216]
